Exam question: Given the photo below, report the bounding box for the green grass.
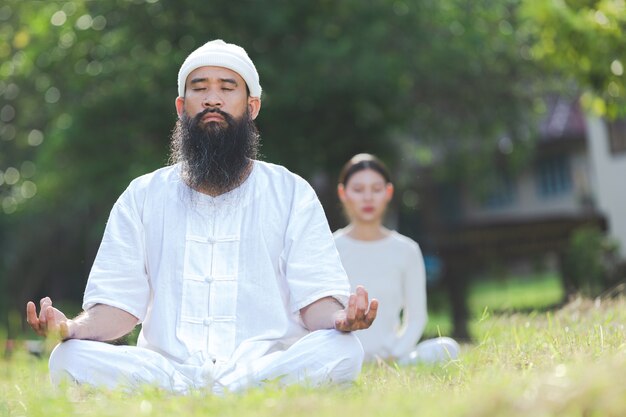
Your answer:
[424,272,564,338]
[2,294,626,416]
[469,272,564,313]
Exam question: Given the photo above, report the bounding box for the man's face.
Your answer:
[169,67,261,195]
[175,66,260,125]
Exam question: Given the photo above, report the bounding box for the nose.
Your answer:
[202,90,223,108]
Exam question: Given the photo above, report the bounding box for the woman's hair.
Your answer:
[338,153,392,186]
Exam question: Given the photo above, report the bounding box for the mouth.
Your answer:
[362,207,375,213]
[202,114,225,123]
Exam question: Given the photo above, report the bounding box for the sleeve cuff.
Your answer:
[82,298,146,323]
[291,289,351,314]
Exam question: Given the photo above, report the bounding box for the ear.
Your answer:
[385,183,394,202]
[337,184,347,202]
[175,96,185,118]
[248,97,261,120]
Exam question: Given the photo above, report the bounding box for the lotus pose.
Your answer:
[334,154,459,364]
[26,40,377,394]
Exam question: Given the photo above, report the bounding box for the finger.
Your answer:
[354,286,368,321]
[26,301,41,332]
[356,285,369,305]
[364,298,379,327]
[334,310,348,332]
[39,297,52,323]
[346,294,357,322]
[39,297,51,309]
[59,321,70,340]
[45,306,58,331]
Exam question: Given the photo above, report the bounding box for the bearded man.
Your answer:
[25,40,378,394]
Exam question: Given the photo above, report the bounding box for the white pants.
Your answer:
[49,329,363,394]
[396,337,460,365]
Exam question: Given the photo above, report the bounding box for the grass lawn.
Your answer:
[2,290,626,416]
[469,272,565,313]
[425,272,565,338]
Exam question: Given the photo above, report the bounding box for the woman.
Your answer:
[334,153,459,364]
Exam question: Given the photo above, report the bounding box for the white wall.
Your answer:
[585,116,626,259]
[462,148,592,221]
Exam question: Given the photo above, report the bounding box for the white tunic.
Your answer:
[83,161,350,379]
[333,229,427,360]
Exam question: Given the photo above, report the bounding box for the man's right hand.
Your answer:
[26,297,72,340]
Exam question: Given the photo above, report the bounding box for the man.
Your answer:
[26,39,378,394]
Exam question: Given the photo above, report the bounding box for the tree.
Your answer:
[5,0,607,334]
[520,0,626,118]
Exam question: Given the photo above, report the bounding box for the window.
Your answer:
[535,156,572,198]
[608,119,626,155]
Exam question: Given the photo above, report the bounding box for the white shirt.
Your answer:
[333,229,427,359]
[83,161,349,373]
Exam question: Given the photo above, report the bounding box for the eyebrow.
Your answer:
[189,77,239,86]
[350,181,386,187]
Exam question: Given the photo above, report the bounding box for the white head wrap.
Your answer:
[177,39,261,98]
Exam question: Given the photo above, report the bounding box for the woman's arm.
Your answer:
[390,244,428,358]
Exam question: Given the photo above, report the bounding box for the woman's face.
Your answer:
[339,169,393,224]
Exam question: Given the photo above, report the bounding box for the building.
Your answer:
[402,97,625,338]
[454,97,626,260]
[585,115,626,259]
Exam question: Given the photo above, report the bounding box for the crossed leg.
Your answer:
[48,330,364,393]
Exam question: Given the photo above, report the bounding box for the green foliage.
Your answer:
[562,226,619,296]
[520,0,626,118]
[0,0,546,317]
[2,0,625,322]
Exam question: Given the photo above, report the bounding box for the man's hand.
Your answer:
[334,286,378,332]
[26,297,72,340]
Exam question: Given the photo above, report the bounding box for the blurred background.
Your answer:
[1,0,625,344]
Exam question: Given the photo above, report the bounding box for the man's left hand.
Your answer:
[334,285,378,332]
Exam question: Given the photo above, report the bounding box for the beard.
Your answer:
[169,107,260,195]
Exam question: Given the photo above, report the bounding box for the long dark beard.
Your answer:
[169,107,260,195]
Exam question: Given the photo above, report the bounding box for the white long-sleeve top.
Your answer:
[333,229,427,360]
